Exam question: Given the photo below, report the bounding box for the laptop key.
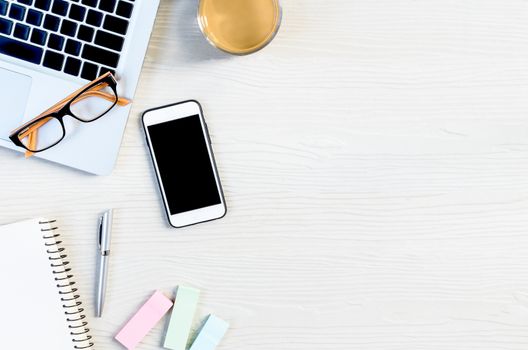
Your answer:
[69,4,86,21]
[0,34,43,64]
[34,0,51,10]
[43,50,64,71]
[103,15,128,35]
[116,1,133,18]
[0,18,12,35]
[86,9,103,26]
[99,66,115,77]
[52,0,68,16]
[81,0,98,7]
[27,9,44,26]
[81,61,98,80]
[95,30,124,51]
[65,39,81,56]
[48,33,64,50]
[60,19,77,37]
[77,24,94,42]
[82,44,119,68]
[30,28,47,45]
[99,0,116,13]
[17,0,33,5]
[44,14,61,31]
[14,23,30,40]
[64,56,81,76]
[9,4,26,21]
[0,1,7,16]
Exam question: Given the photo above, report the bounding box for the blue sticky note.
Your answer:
[188,314,229,350]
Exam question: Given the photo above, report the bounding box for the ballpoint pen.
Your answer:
[95,209,113,317]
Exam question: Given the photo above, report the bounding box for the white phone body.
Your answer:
[142,100,226,228]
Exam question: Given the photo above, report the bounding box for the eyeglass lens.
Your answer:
[18,116,64,152]
[70,81,118,122]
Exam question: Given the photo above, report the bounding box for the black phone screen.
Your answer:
[147,114,221,215]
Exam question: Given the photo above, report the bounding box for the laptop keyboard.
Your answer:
[0,0,134,81]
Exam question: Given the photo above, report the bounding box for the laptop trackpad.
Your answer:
[0,69,32,141]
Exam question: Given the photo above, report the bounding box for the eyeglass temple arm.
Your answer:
[28,129,37,156]
[79,90,130,106]
[39,84,130,118]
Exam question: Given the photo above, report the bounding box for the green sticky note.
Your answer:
[163,286,200,350]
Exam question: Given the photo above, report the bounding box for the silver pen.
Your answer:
[95,209,113,317]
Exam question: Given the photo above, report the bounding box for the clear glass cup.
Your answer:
[197,0,282,55]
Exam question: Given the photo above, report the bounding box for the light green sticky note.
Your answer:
[163,286,200,350]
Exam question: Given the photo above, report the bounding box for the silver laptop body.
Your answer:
[0,0,160,175]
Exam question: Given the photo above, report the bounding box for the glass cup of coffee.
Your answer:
[197,0,282,55]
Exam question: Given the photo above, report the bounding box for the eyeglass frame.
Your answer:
[9,72,123,154]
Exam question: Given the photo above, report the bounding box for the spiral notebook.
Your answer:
[0,218,93,349]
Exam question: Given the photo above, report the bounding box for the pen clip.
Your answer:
[98,215,104,253]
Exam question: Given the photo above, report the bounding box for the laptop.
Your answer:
[0,0,160,175]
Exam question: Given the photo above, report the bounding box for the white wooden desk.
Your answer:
[2,0,528,349]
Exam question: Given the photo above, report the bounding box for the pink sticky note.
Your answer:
[115,290,173,349]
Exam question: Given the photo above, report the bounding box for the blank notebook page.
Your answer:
[0,218,86,349]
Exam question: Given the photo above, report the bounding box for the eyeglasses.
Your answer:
[9,72,130,158]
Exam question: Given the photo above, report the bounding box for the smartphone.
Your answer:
[142,100,227,228]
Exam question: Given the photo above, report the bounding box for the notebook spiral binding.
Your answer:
[40,219,94,349]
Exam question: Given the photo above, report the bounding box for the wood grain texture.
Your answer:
[2,0,528,348]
